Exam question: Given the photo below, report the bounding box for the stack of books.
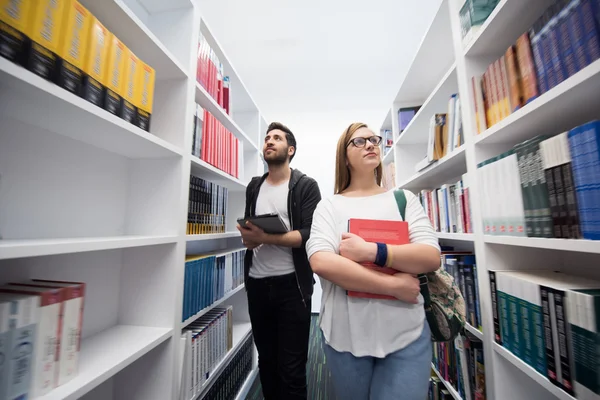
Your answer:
[187,176,229,236]
[192,104,240,179]
[182,249,245,322]
[0,0,156,131]
[477,120,600,240]
[197,33,231,115]
[180,306,234,397]
[418,173,473,234]
[490,270,600,398]
[0,280,85,399]
[471,0,600,134]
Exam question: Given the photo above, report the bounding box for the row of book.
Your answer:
[1,0,156,131]
[443,252,481,331]
[416,94,464,172]
[197,33,231,115]
[458,0,500,46]
[187,176,229,236]
[418,174,473,234]
[489,270,600,399]
[432,331,486,400]
[180,306,234,399]
[0,280,85,399]
[471,0,600,134]
[192,104,240,179]
[182,249,245,323]
[478,121,600,240]
[201,334,254,400]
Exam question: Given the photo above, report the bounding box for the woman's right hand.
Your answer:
[388,272,420,304]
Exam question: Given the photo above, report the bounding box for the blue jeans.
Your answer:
[323,322,432,400]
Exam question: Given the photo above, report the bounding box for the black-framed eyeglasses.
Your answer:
[347,135,382,148]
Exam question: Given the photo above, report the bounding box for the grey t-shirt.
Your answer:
[250,180,295,278]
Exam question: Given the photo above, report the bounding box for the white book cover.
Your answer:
[0,293,38,400]
[437,188,446,233]
[448,184,457,233]
[497,157,510,235]
[508,154,527,236]
[427,115,437,163]
[446,95,456,154]
[30,280,85,386]
[0,286,62,397]
[479,163,490,235]
[432,189,439,232]
[453,96,462,150]
[455,180,464,233]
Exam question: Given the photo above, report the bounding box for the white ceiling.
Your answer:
[197,0,443,126]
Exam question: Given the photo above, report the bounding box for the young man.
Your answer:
[237,122,321,400]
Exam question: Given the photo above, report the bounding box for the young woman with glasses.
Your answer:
[306,122,441,400]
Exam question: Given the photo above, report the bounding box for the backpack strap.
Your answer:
[392,189,431,303]
[393,189,407,220]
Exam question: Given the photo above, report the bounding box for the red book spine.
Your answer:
[201,110,208,161]
[463,186,472,233]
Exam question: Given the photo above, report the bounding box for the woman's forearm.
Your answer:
[386,243,440,274]
[309,252,395,296]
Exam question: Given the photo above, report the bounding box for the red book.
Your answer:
[346,218,409,300]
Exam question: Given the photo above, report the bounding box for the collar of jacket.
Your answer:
[253,168,306,191]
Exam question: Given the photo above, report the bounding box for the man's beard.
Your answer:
[264,148,289,166]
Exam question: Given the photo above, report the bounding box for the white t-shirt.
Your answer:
[250,180,295,278]
[306,189,440,357]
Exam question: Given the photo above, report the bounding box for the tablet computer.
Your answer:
[237,213,288,234]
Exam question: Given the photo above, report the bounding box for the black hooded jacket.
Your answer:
[243,168,321,304]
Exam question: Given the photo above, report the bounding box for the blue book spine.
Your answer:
[548,17,567,85]
[541,27,558,89]
[568,0,590,71]
[580,0,600,64]
[590,121,600,238]
[568,125,594,239]
[531,31,549,93]
[558,7,578,78]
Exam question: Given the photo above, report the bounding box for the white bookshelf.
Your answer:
[381,1,600,400]
[0,0,261,399]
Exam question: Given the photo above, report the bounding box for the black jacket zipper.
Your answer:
[288,184,307,308]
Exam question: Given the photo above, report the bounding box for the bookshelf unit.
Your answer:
[0,1,262,399]
[382,1,600,400]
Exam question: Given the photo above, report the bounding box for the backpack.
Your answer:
[393,189,466,342]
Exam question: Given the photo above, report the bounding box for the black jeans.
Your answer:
[246,273,311,400]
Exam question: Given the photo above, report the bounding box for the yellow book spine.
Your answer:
[0,0,33,34]
[27,0,66,53]
[136,60,155,131]
[57,0,91,71]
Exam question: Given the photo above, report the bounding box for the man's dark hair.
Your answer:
[266,122,297,162]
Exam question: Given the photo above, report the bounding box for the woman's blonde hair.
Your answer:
[334,122,383,194]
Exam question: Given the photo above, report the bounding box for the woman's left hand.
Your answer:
[339,232,377,263]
